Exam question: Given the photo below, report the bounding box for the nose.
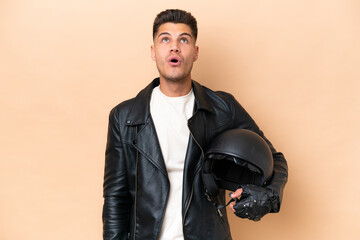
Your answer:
[170,44,180,53]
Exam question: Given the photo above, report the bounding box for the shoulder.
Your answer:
[107,97,136,127]
[195,80,236,99]
[108,78,158,121]
[209,88,237,103]
[111,97,136,114]
[194,81,239,110]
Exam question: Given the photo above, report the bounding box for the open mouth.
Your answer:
[168,56,181,65]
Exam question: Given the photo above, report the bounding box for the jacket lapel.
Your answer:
[125,78,168,176]
[133,117,168,176]
[125,79,216,205]
[182,81,215,211]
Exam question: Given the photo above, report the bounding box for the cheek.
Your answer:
[155,49,167,61]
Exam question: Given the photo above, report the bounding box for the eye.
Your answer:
[162,38,169,43]
[180,38,188,43]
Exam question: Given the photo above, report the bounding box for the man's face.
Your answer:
[151,23,199,83]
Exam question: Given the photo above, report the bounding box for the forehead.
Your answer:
[156,22,193,37]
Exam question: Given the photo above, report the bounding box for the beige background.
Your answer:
[1,0,359,239]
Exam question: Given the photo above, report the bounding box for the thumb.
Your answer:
[230,188,243,198]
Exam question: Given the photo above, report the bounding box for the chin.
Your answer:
[163,74,190,83]
[161,70,192,83]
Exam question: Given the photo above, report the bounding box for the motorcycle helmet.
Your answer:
[202,129,273,197]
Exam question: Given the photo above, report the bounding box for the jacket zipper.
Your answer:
[185,122,225,229]
[182,125,204,235]
[132,126,139,239]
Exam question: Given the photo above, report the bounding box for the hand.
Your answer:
[229,184,278,221]
[228,188,242,212]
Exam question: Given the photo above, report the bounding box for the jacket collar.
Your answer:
[125,78,214,125]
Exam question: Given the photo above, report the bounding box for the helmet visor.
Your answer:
[209,155,263,191]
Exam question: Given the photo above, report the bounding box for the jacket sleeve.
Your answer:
[229,94,288,212]
[103,107,131,240]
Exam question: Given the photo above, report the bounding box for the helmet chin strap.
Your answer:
[217,197,236,209]
[217,192,247,209]
[204,191,240,210]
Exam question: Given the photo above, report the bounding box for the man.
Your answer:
[103,9,288,240]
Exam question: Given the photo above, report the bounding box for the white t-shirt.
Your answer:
[150,86,195,240]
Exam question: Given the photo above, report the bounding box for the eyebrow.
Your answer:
[157,32,193,39]
[180,33,193,38]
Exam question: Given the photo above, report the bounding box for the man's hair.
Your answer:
[153,9,198,41]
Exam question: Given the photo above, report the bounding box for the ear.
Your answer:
[193,46,199,62]
[151,45,156,61]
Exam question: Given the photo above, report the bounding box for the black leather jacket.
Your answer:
[103,78,288,240]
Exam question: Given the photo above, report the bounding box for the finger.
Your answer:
[228,202,236,212]
[230,188,243,198]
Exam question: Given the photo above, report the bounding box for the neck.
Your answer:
[159,76,192,97]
